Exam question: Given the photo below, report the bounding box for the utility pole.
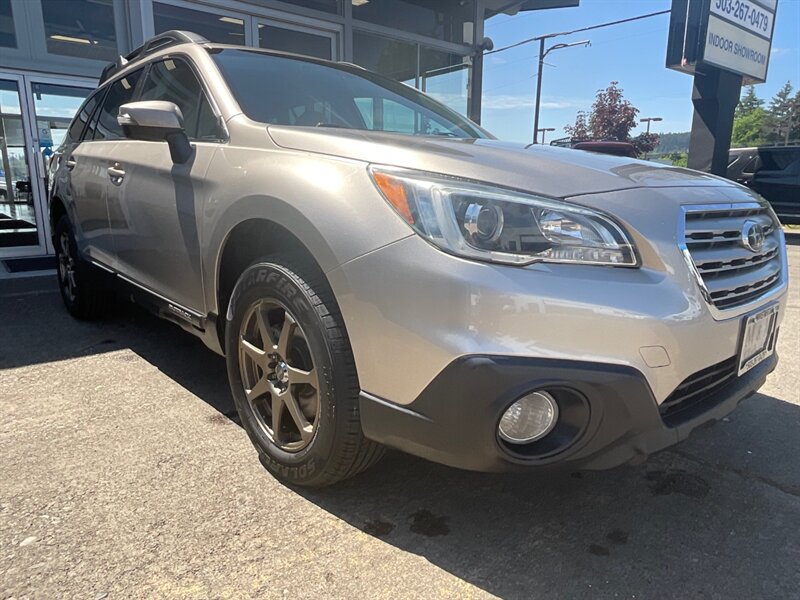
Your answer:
[532,39,590,143]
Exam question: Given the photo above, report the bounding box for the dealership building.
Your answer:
[0,0,574,261]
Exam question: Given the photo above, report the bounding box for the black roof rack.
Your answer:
[99,30,209,84]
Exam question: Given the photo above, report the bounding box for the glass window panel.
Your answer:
[67,88,105,143]
[354,97,373,128]
[153,2,246,44]
[31,83,89,151]
[0,79,36,247]
[284,0,340,14]
[419,47,469,116]
[139,59,218,140]
[94,69,143,141]
[258,24,333,60]
[211,49,484,138]
[353,0,474,44]
[41,0,118,62]
[0,0,15,48]
[353,31,417,85]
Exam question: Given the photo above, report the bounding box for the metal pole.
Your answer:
[533,37,545,144]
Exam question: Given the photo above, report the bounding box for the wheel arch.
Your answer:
[211,208,338,352]
[49,195,67,239]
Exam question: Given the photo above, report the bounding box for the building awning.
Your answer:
[485,0,580,18]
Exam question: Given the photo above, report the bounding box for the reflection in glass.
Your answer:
[0,0,15,48]
[286,0,340,14]
[211,49,483,138]
[353,31,417,85]
[153,3,246,44]
[419,48,470,116]
[353,31,471,117]
[258,24,333,60]
[41,0,118,62]
[32,83,88,150]
[353,0,474,44]
[0,79,36,247]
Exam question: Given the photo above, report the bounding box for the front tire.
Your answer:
[225,259,383,487]
[54,215,112,320]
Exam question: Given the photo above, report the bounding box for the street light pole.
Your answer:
[640,117,663,159]
[641,116,663,134]
[537,127,555,144]
[532,39,591,144]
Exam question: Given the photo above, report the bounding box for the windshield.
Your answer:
[210,48,488,139]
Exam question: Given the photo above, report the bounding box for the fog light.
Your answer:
[498,391,559,444]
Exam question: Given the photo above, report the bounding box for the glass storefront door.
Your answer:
[0,75,37,252]
[0,72,91,257]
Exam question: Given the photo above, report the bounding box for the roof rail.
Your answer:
[99,30,209,84]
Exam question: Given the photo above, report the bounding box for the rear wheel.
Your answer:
[54,215,112,319]
[225,259,383,487]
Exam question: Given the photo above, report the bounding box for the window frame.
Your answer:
[66,86,108,144]
[90,67,146,142]
[76,54,229,145]
[137,54,228,143]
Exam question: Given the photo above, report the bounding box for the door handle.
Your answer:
[66,158,77,170]
[107,163,125,185]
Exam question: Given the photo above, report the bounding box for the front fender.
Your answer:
[202,145,411,315]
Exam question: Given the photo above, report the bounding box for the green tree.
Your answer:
[764,81,795,144]
[736,85,764,117]
[667,152,688,167]
[564,110,589,139]
[790,90,800,142]
[732,107,768,147]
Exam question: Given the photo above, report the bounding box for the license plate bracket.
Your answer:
[738,304,779,376]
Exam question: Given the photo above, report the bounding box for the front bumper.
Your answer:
[359,353,778,472]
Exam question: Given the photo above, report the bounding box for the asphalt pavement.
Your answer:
[1,237,798,599]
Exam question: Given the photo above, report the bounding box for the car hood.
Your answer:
[267,126,731,199]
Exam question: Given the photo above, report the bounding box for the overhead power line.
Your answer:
[485,9,671,55]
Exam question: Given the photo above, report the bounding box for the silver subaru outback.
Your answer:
[49,31,788,486]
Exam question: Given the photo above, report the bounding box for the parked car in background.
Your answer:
[49,31,788,487]
[571,140,638,158]
[727,146,800,224]
[550,137,639,159]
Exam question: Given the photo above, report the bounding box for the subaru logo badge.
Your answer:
[741,220,765,253]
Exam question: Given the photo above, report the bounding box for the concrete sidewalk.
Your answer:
[1,241,798,599]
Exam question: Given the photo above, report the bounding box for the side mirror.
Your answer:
[118,101,193,164]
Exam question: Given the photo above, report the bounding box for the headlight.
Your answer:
[370,166,637,266]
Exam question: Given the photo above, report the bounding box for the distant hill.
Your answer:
[654,131,691,154]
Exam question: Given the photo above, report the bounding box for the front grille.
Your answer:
[683,205,783,310]
[659,357,738,427]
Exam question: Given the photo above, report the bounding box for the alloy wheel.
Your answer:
[58,231,77,303]
[238,299,320,452]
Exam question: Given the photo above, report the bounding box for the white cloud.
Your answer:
[770,47,792,58]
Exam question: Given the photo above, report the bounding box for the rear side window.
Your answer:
[138,58,219,140]
[93,69,144,141]
[67,88,105,143]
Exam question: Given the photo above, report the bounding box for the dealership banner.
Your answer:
[666,0,778,83]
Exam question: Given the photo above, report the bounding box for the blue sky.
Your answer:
[481,0,800,142]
